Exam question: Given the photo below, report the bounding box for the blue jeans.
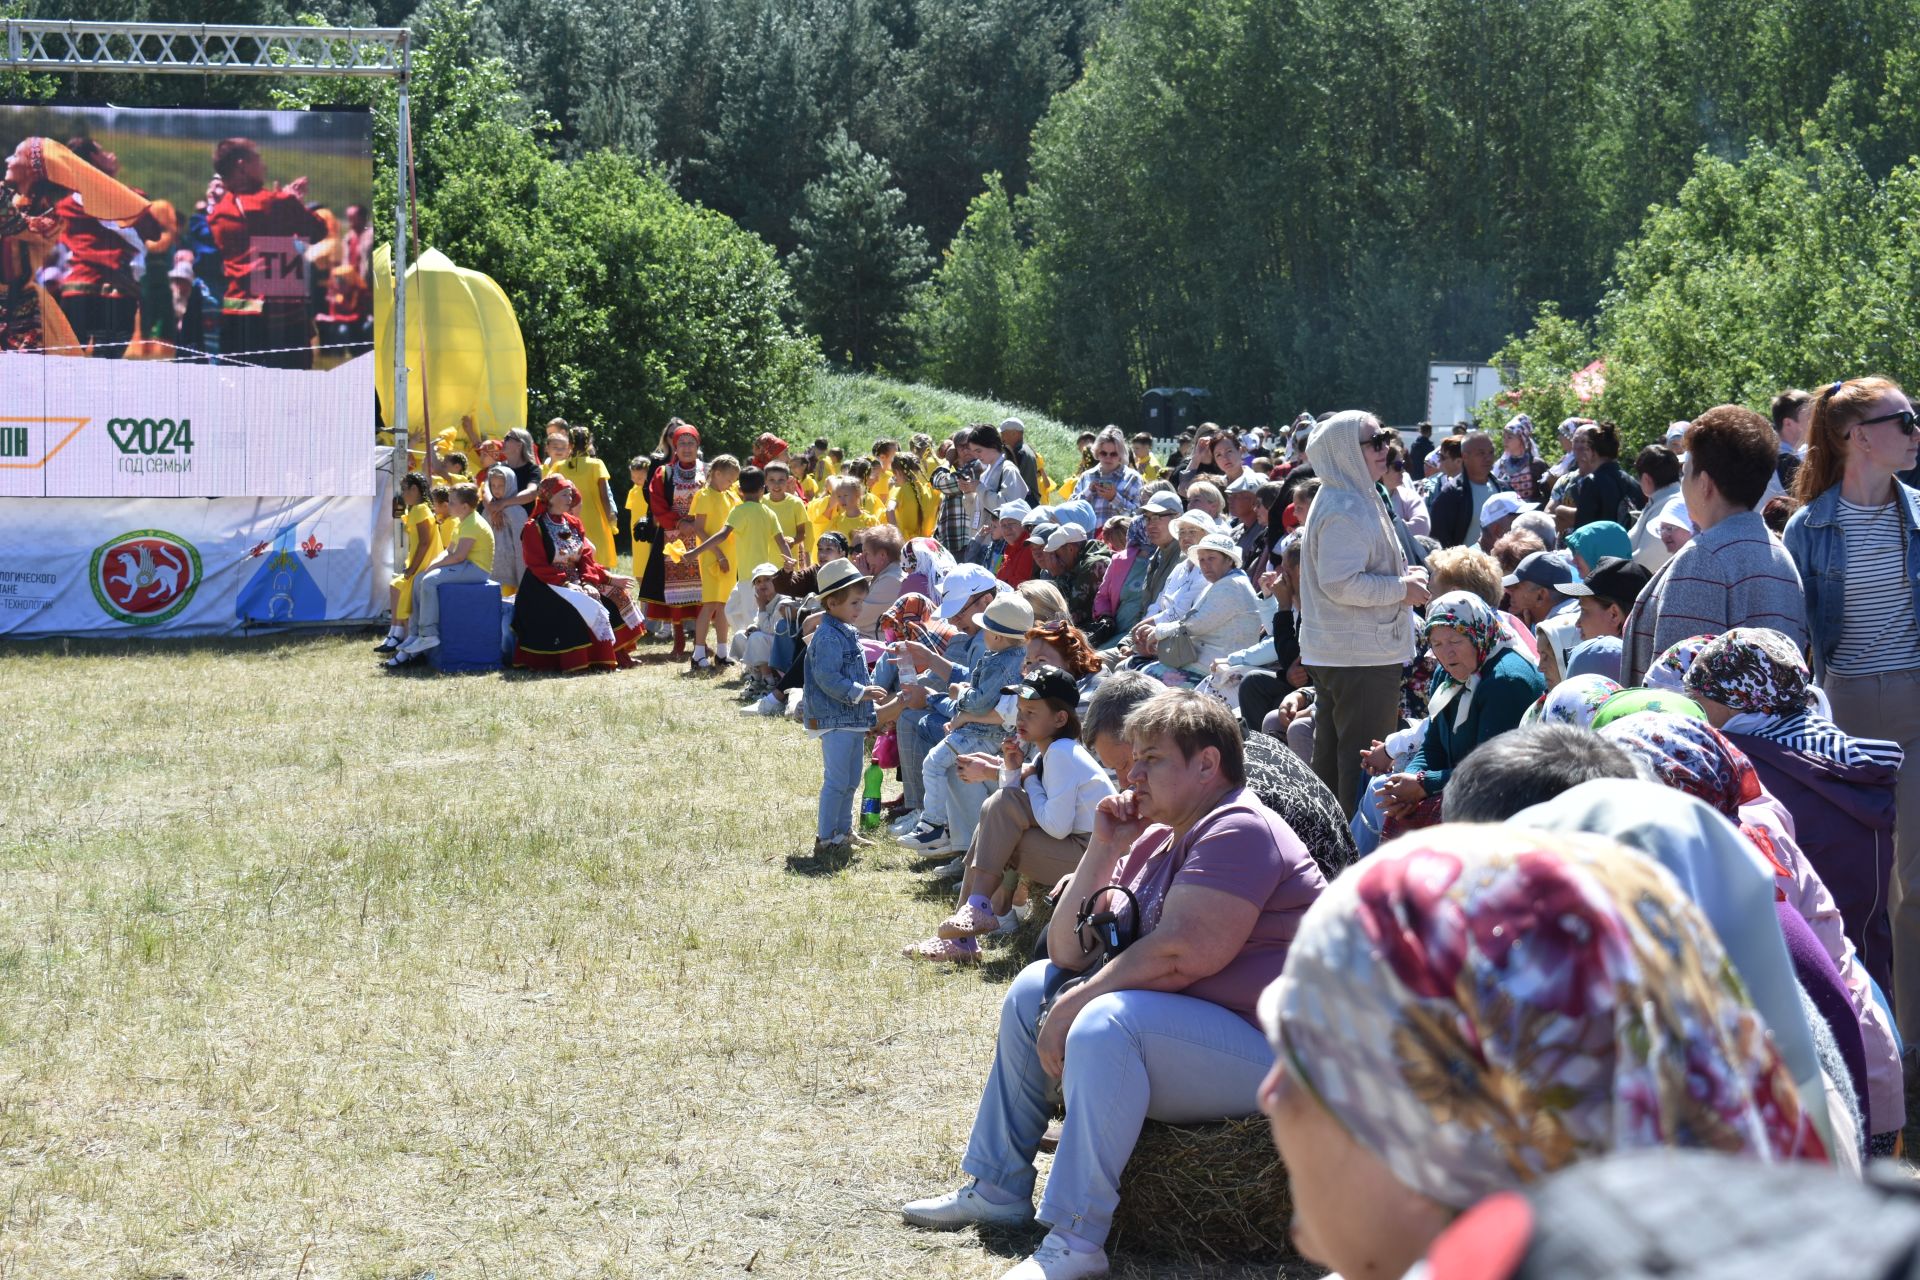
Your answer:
[411,561,492,638]
[898,708,942,812]
[816,730,866,841]
[1350,775,1391,856]
[961,961,1273,1246]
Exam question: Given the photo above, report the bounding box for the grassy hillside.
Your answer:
[791,372,1088,477]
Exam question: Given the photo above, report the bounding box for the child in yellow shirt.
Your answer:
[377,471,443,653]
[1132,432,1161,481]
[762,460,812,569]
[431,485,457,560]
[822,475,880,540]
[625,454,652,583]
[685,454,742,671]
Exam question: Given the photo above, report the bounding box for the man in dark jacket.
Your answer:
[1427,431,1510,547]
[997,417,1040,501]
[1046,524,1113,630]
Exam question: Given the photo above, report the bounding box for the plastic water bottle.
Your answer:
[860,762,885,829]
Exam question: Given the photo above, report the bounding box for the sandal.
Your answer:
[902,936,980,964]
[936,902,1000,939]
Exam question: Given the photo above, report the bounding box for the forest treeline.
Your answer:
[12,0,1920,449]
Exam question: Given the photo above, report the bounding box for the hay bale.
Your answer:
[1107,1115,1295,1264]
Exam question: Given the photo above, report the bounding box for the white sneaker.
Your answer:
[997,1234,1109,1280]
[399,633,439,656]
[901,1180,1033,1231]
[757,693,783,716]
[936,854,967,879]
[888,809,924,836]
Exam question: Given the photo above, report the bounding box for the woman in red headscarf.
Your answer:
[637,418,707,657]
[509,475,642,672]
[751,432,790,469]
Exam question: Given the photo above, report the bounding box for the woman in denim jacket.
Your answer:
[1783,375,1920,1046]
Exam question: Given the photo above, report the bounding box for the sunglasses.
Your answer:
[1363,432,1395,451]
[1859,409,1919,437]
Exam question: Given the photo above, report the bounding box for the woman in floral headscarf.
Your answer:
[1373,591,1545,831]
[1686,627,1902,1002]
[509,475,642,672]
[1256,826,1827,1280]
[1523,672,1622,729]
[1643,632,1719,693]
[637,419,707,656]
[1600,711,1904,1149]
[1492,413,1549,502]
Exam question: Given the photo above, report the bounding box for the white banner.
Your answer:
[0,478,391,638]
[0,352,374,498]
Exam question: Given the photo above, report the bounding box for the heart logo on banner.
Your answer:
[106,419,144,452]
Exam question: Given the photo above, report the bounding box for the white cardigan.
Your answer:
[1004,738,1117,839]
[1154,571,1265,671]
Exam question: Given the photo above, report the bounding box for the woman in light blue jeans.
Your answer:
[903,693,1324,1280]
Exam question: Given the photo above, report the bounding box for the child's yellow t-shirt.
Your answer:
[724,499,787,575]
[624,484,647,538]
[454,511,496,575]
[435,514,458,558]
[764,493,809,558]
[860,491,883,520]
[824,507,879,540]
[400,502,441,576]
[688,485,739,546]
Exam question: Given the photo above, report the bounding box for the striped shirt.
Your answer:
[1829,497,1920,676]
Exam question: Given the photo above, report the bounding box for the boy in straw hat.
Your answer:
[795,557,888,869]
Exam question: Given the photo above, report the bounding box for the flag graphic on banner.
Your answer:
[236,520,329,623]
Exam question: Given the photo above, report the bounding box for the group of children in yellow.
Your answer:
[377,416,1133,669]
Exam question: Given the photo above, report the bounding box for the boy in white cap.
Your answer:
[735,562,794,710]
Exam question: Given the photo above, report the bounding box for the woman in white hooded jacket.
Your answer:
[1297,411,1431,816]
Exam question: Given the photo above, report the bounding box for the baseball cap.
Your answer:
[749,562,780,582]
[1665,420,1691,446]
[1044,524,1089,553]
[1021,504,1052,527]
[1141,491,1184,516]
[1002,663,1080,709]
[1479,491,1527,526]
[1650,504,1695,535]
[998,500,1032,524]
[998,417,1026,435]
[1554,556,1651,607]
[1226,471,1263,495]
[1502,549,1577,590]
[1028,522,1059,548]
[935,563,1000,618]
[981,592,1037,638]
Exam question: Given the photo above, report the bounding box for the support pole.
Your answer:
[390,49,412,590]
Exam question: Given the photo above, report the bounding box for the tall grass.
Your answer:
[792,372,1089,477]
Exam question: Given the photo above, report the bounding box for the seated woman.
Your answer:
[1124,512,1214,658]
[1599,711,1904,1150]
[902,694,1325,1280]
[509,476,642,672]
[903,665,1116,963]
[1257,826,1829,1280]
[1142,532,1263,686]
[1372,591,1545,832]
[1514,779,1861,1166]
[1682,627,1903,993]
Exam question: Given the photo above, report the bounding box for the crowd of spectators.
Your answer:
[397,389,1920,1279]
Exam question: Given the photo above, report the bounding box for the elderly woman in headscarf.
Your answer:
[1564,519,1632,576]
[1600,712,1904,1151]
[1493,413,1550,502]
[1257,825,1829,1280]
[1372,591,1545,831]
[509,475,642,672]
[1684,628,1903,993]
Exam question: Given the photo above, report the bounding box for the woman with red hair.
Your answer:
[509,475,641,672]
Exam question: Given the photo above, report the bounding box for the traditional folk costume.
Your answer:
[3,138,153,356]
[510,476,641,672]
[638,421,707,623]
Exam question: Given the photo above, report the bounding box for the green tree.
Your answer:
[912,173,1025,395]
[787,129,931,370]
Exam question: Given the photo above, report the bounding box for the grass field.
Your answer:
[0,633,1294,1279]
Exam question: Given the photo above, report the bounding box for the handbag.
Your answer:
[1035,884,1142,1038]
[1155,622,1203,671]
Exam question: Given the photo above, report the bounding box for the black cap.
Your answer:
[1002,663,1080,709]
[1555,556,1652,608]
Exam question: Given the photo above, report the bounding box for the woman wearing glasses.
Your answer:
[1785,375,1920,1049]
[1296,411,1431,818]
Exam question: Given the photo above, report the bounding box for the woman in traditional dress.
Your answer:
[3,137,152,355]
[638,419,708,658]
[510,476,641,672]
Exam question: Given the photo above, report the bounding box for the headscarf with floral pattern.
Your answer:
[1421,591,1510,726]
[1523,673,1622,729]
[1260,826,1828,1212]
[1645,633,1718,694]
[1683,628,1813,716]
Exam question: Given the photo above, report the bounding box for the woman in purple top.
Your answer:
[901,692,1325,1280]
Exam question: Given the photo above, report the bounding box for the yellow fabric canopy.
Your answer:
[373,245,527,446]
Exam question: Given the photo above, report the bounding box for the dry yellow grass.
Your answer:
[0,634,1299,1280]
